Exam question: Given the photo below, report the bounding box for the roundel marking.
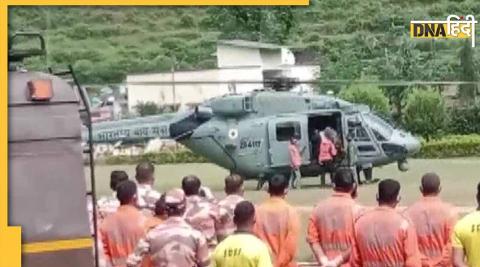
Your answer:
[228,128,238,140]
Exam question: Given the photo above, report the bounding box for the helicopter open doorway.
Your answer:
[307,112,344,162]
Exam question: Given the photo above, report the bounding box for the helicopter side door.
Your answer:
[267,115,310,167]
[347,114,382,161]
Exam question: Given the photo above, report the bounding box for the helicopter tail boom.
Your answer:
[83,107,212,144]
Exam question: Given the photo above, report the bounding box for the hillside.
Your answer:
[8,1,480,85]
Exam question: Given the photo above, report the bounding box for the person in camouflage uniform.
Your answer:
[97,170,129,220]
[182,175,222,249]
[217,174,245,241]
[135,162,161,216]
[126,188,210,267]
[199,185,217,204]
[335,133,360,186]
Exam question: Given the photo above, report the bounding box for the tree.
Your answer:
[134,101,161,117]
[339,83,390,116]
[371,35,421,124]
[404,89,447,140]
[203,7,297,44]
[457,39,478,105]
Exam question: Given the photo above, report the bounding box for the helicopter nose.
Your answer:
[405,135,421,155]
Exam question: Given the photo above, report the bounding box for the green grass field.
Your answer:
[88,158,480,261]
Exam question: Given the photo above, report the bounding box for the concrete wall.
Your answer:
[217,44,296,69]
[260,48,295,68]
[217,45,262,68]
[126,67,264,112]
[285,65,321,93]
[281,48,296,65]
[260,49,283,69]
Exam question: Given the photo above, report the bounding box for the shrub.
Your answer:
[447,104,480,135]
[104,149,208,165]
[415,134,480,158]
[339,84,390,116]
[134,101,162,117]
[179,14,196,28]
[404,89,447,141]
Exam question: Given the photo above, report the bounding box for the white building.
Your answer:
[216,40,295,68]
[126,40,320,113]
[126,66,264,111]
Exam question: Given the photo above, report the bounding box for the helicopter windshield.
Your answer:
[363,113,394,141]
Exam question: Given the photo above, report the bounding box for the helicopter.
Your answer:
[85,89,421,189]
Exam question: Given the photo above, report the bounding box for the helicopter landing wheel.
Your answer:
[256,177,267,191]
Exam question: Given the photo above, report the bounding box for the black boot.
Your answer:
[256,178,266,190]
[320,174,326,187]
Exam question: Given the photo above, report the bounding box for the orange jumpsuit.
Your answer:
[307,192,364,266]
[100,205,146,267]
[319,138,337,162]
[351,206,421,267]
[144,216,163,232]
[253,196,300,267]
[404,196,457,267]
[288,143,302,168]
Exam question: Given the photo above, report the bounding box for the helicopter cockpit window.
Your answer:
[276,122,301,142]
[355,127,371,142]
[363,113,393,140]
[372,129,388,142]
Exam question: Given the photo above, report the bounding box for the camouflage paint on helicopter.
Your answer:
[84,90,421,186]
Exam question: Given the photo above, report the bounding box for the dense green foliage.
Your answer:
[415,135,480,158]
[458,39,478,104]
[339,84,390,115]
[104,150,208,165]
[134,101,163,116]
[8,1,480,86]
[404,89,447,140]
[205,7,296,44]
[447,104,480,135]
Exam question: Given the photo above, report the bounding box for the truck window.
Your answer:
[276,121,301,141]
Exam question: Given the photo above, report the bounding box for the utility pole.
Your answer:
[171,56,176,112]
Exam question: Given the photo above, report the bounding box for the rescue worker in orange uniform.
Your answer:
[307,169,362,267]
[253,174,300,267]
[288,135,305,189]
[404,173,458,267]
[100,180,147,267]
[351,179,421,267]
[144,195,167,232]
[97,170,129,220]
[319,128,338,186]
